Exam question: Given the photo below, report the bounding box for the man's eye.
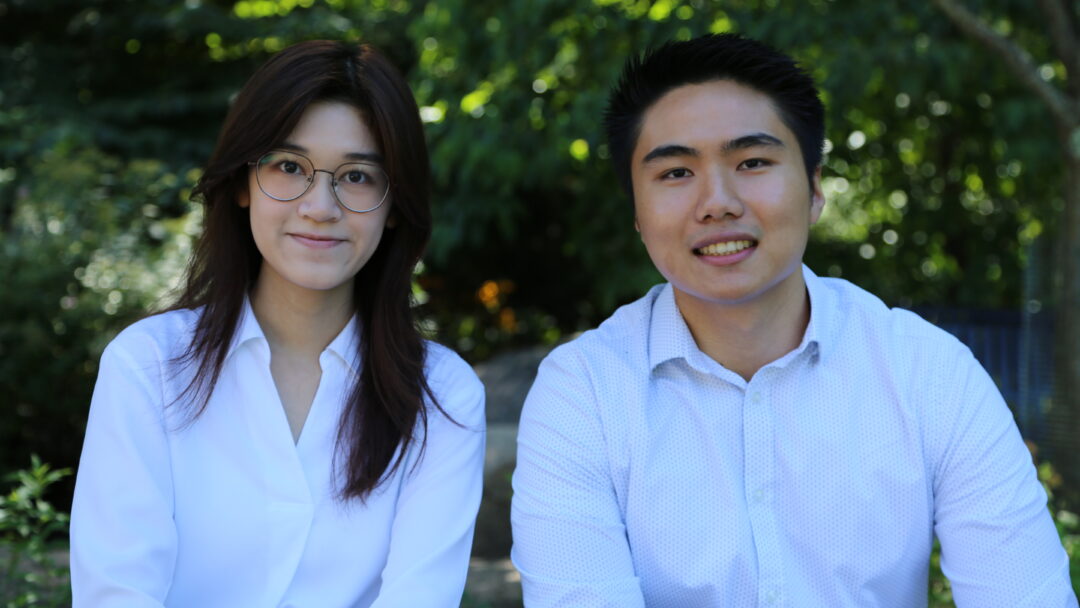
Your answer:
[739,158,771,170]
[661,168,692,180]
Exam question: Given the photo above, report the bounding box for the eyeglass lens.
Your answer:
[254,151,389,212]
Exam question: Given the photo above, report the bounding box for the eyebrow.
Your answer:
[640,132,785,165]
[641,144,697,165]
[278,141,384,164]
[721,132,785,153]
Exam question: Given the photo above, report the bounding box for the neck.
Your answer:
[249,271,354,356]
[674,269,810,381]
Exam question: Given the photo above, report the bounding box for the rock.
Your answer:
[466,343,557,601]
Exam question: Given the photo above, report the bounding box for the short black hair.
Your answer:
[603,33,825,199]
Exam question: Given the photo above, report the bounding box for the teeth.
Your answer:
[698,240,753,256]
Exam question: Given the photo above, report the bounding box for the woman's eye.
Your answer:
[343,170,368,184]
[281,161,302,174]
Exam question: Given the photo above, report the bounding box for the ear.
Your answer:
[634,215,641,233]
[808,166,825,225]
[238,187,250,209]
[386,213,398,229]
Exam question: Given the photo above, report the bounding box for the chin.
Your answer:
[285,275,354,293]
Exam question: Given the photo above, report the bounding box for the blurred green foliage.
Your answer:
[0,0,1065,505]
[0,455,71,606]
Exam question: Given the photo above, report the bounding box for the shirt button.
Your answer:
[753,489,765,503]
[750,391,762,404]
[764,589,779,604]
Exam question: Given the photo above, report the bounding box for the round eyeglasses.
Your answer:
[249,150,390,213]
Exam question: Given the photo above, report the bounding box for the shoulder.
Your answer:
[816,276,973,381]
[517,290,665,473]
[820,276,964,346]
[103,308,200,367]
[90,309,202,420]
[523,286,662,432]
[423,341,484,423]
[424,341,481,388]
[541,284,662,378]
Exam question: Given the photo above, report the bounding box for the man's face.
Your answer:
[630,79,824,313]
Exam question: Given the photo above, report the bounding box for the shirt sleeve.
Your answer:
[371,351,486,608]
[70,340,177,607]
[510,348,646,608]
[929,345,1078,607]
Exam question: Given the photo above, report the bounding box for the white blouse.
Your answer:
[70,302,486,607]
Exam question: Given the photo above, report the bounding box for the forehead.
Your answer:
[286,101,378,156]
[633,80,792,159]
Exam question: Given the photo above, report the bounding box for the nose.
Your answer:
[297,169,343,222]
[697,168,743,222]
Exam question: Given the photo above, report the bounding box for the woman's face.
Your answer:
[241,101,394,301]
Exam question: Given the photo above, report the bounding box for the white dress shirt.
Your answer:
[512,265,1075,607]
[71,300,485,607]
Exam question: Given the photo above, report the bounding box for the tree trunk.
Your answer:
[1051,128,1080,504]
[928,0,1080,502]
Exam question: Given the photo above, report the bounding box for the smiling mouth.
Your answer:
[695,240,756,256]
[291,233,341,241]
[290,233,345,249]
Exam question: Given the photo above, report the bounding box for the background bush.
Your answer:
[0,0,1070,506]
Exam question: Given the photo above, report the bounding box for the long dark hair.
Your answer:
[172,40,440,501]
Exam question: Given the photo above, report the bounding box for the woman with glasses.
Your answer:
[69,41,485,607]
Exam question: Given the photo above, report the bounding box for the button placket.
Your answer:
[743,380,784,606]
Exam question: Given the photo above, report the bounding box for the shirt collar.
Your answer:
[801,263,839,363]
[647,264,836,372]
[325,314,361,374]
[226,297,362,374]
[226,297,266,361]
[648,283,700,370]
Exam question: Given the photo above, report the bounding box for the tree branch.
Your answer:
[1037,0,1080,85]
[930,0,1076,129]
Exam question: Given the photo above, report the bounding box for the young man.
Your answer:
[511,34,1076,607]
